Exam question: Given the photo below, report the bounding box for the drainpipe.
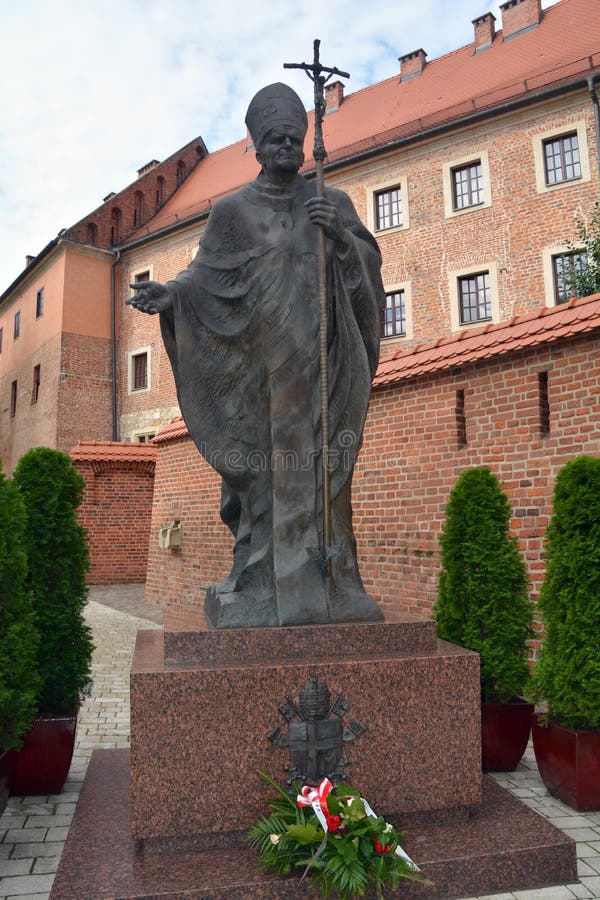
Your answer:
[588,76,600,180]
[110,250,121,441]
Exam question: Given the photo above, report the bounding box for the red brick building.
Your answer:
[1,0,599,610]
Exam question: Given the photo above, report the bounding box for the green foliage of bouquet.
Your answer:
[248,774,427,898]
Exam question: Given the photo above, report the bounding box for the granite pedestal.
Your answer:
[130,615,481,843]
[50,614,578,898]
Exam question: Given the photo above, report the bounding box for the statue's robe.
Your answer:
[160,172,385,627]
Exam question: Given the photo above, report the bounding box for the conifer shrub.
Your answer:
[434,466,533,703]
[0,461,40,749]
[13,448,93,716]
[532,455,600,730]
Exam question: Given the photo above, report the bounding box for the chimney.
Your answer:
[137,159,160,178]
[399,49,427,82]
[25,254,35,267]
[472,12,496,51]
[499,0,542,40]
[325,80,345,113]
[103,191,116,203]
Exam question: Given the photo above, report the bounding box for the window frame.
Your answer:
[457,271,492,325]
[533,121,591,194]
[380,281,413,342]
[10,380,17,417]
[542,244,588,307]
[127,345,152,395]
[36,287,44,319]
[366,177,409,235]
[442,151,491,218]
[13,310,21,340]
[31,364,41,404]
[542,131,581,186]
[448,262,499,332]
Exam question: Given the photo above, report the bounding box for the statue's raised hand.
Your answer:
[126,281,172,314]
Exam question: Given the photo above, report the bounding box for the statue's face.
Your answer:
[256,125,305,178]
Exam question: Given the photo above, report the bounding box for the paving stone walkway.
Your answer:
[1,585,599,900]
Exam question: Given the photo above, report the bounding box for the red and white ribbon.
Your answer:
[297,778,333,832]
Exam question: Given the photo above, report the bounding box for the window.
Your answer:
[380,291,406,338]
[543,132,581,186]
[443,151,491,218]
[86,222,98,245]
[458,271,492,325]
[534,123,590,194]
[176,160,187,184]
[134,270,150,284]
[128,346,151,394]
[156,176,166,208]
[31,365,41,404]
[14,310,20,340]
[367,178,409,234]
[452,161,483,210]
[134,192,145,227]
[0,327,3,353]
[110,207,121,245]
[552,251,587,304]
[10,381,17,417]
[132,352,148,391]
[375,187,402,231]
[134,431,156,443]
[36,287,44,319]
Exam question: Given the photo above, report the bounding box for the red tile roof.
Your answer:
[153,417,190,444]
[70,441,157,463]
[130,0,600,241]
[375,294,600,386]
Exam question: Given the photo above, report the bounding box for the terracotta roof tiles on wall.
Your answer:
[70,441,157,464]
[375,294,600,386]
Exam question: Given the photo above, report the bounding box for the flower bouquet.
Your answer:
[248,773,428,898]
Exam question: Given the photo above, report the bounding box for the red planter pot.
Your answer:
[0,749,18,815]
[532,713,600,811]
[11,714,77,796]
[481,697,533,771]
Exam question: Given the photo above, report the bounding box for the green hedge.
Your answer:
[533,455,600,730]
[14,448,93,716]
[0,461,40,749]
[434,466,533,703]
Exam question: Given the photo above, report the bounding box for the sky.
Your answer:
[0,0,559,293]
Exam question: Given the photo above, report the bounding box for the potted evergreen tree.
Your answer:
[0,462,40,813]
[531,455,600,811]
[12,448,94,795]
[434,467,534,771]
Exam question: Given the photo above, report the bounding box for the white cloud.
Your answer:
[0,0,559,292]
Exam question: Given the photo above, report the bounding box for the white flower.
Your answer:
[269,833,280,845]
[383,822,393,833]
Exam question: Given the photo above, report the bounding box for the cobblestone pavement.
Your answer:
[1,587,599,900]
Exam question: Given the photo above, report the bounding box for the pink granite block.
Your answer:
[130,622,481,842]
[50,749,577,900]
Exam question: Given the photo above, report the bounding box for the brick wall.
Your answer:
[145,329,600,648]
[72,448,156,584]
[57,333,113,454]
[145,433,230,629]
